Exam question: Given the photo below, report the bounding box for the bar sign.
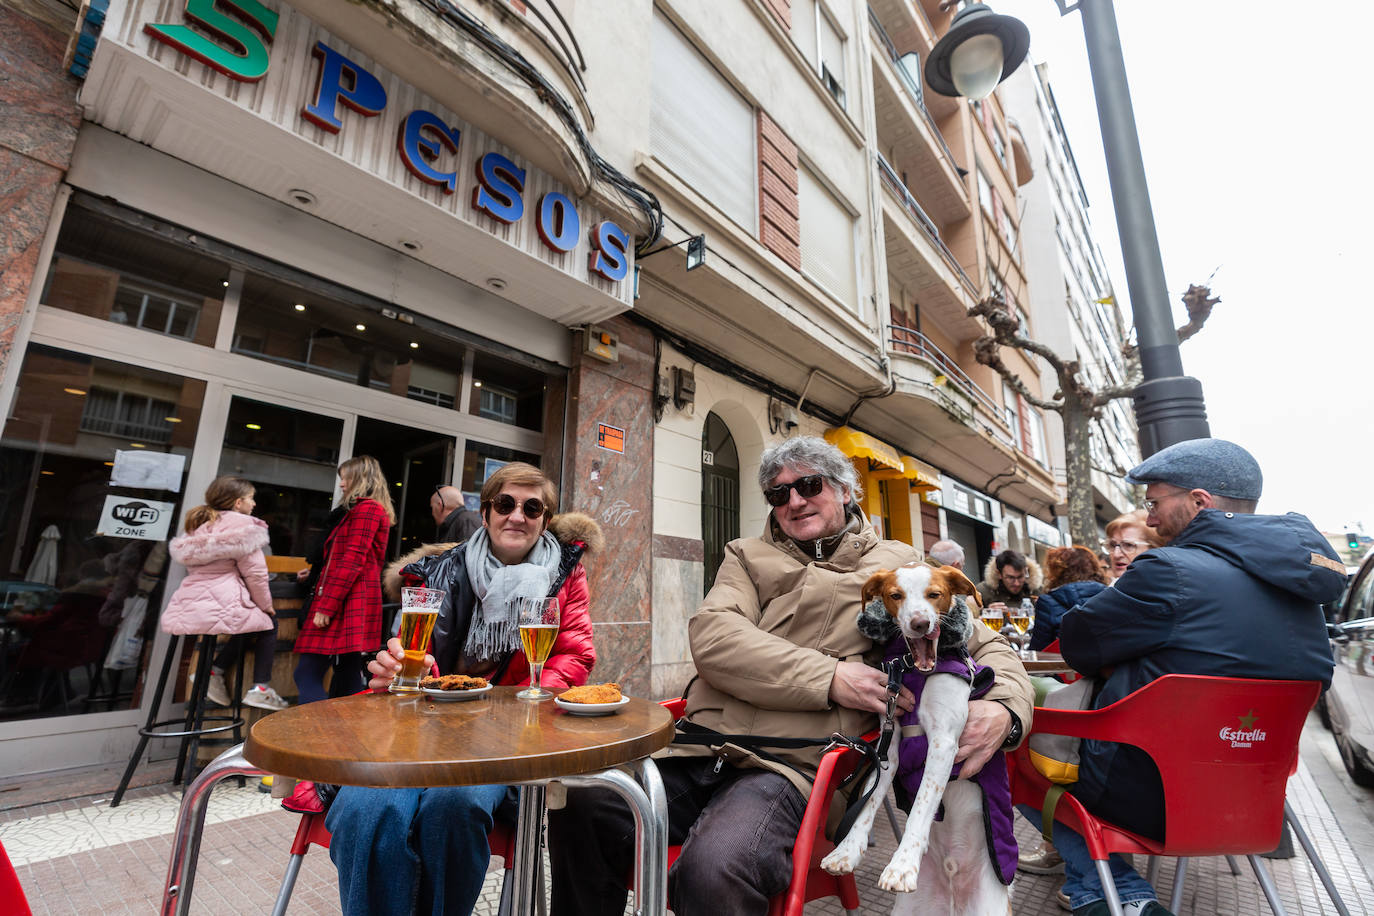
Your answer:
[596,423,625,453]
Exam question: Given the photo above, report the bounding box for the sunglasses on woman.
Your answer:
[486,493,547,518]
[763,474,825,507]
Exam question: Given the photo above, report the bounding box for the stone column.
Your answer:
[561,316,654,696]
[0,5,82,382]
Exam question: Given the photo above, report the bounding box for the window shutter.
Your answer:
[650,15,757,232]
[793,0,817,68]
[798,167,857,310]
[1017,394,1034,454]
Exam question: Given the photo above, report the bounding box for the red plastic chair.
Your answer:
[271,808,523,916]
[656,697,868,916]
[1009,674,1345,916]
[0,840,33,916]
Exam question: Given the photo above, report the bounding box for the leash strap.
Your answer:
[876,654,915,760]
[1041,784,1068,842]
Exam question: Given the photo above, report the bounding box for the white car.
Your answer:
[1322,554,1374,787]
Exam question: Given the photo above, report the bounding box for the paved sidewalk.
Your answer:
[3,748,1371,913]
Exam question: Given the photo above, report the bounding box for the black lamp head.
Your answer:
[925,3,1030,98]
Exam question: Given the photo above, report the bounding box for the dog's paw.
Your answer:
[820,842,862,875]
[878,860,921,894]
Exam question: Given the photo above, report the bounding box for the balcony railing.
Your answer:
[868,7,960,170]
[888,323,1003,422]
[876,155,980,300]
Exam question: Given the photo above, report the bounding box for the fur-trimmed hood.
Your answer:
[168,511,270,568]
[383,511,603,599]
[980,555,1044,593]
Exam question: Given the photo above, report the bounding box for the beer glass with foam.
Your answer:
[516,596,560,700]
[392,586,444,693]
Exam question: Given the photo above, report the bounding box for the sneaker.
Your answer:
[257,776,274,793]
[1057,889,1072,912]
[204,672,230,707]
[1019,840,1066,875]
[242,685,289,710]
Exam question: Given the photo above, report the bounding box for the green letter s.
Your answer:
[145,0,280,82]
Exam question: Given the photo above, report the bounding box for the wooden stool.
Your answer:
[110,633,246,807]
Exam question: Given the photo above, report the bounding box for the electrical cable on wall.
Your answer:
[420,0,663,251]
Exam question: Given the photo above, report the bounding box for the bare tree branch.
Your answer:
[1176,283,1219,343]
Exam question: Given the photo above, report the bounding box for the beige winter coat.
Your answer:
[668,512,1034,805]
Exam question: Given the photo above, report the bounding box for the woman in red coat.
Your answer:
[292,455,394,704]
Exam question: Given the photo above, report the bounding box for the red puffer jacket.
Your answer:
[382,513,603,688]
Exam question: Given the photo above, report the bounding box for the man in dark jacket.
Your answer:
[431,485,481,544]
[1048,439,1342,916]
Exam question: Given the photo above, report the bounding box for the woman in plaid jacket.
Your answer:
[292,455,395,704]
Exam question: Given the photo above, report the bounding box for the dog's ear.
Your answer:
[942,566,978,598]
[861,570,891,606]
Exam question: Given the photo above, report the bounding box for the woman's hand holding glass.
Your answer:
[367,637,435,692]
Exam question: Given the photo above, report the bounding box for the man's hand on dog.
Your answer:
[954,699,1011,777]
[830,661,915,714]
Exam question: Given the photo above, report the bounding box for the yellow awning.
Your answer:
[903,456,942,492]
[824,427,903,473]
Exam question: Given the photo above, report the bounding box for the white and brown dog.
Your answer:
[821,563,1013,916]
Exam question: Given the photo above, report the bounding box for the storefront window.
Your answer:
[0,344,203,723]
[461,440,542,494]
[468,351,546,431]
[42,204,227,347]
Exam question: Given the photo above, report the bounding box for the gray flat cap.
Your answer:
[1126,438,1262,500]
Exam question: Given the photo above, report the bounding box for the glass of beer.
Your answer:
[980,604,1004,634]
[1009,599,1034,657]
[391,586,444,693]
[516,596,560,700]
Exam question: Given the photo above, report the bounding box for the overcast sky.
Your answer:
[1000,1,1374,535]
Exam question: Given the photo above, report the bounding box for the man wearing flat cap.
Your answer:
[1045,438,1343,916]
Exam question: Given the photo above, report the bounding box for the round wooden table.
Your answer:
[244,687,675,787]
[162,688,675,916]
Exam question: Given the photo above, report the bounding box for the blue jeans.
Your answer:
[327,784,508,916]
[1016,804,1157,909]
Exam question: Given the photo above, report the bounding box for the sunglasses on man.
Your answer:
[763,474,825,507]
[484,493,547,519]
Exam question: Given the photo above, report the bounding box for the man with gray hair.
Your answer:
[927,538,965,570]
[1043,438,1343,916]
[550,436,1032,915]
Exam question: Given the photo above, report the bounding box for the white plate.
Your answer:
[554,695,631,716]
[418,683,492,701]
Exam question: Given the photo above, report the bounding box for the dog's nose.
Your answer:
[908,620,931,639]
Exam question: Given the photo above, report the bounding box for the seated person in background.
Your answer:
[1029,546,1109,651]
[925,538,966,570]
[1102,509,1163,583]
[325,463,600,916]
[1048,439,1342,916]
[977,548,1042,617]
[547,436,1033,916]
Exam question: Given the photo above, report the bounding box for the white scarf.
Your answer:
[461,526,562,663]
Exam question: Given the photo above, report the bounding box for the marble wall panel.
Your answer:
[0,7,82,170]
[1,7,81,384]
[651,556,701,669]
[588,620,650,697]
[652,661,696,702]
[564,315,654,628]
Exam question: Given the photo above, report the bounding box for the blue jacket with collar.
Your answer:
[1057,508,1342,840]
[1030,580,1107,651]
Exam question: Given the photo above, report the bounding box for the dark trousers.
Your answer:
[548,756,806,916]
[212,618,279,685]
[292,652,367,704]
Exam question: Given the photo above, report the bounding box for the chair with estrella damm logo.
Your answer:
[1007,674,1350,916]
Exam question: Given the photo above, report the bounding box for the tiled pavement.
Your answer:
[3,714,1372,914]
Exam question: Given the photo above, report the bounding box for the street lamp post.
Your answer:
[926,0,1210,457]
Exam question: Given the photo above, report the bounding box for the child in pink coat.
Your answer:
[163,476,286,710]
